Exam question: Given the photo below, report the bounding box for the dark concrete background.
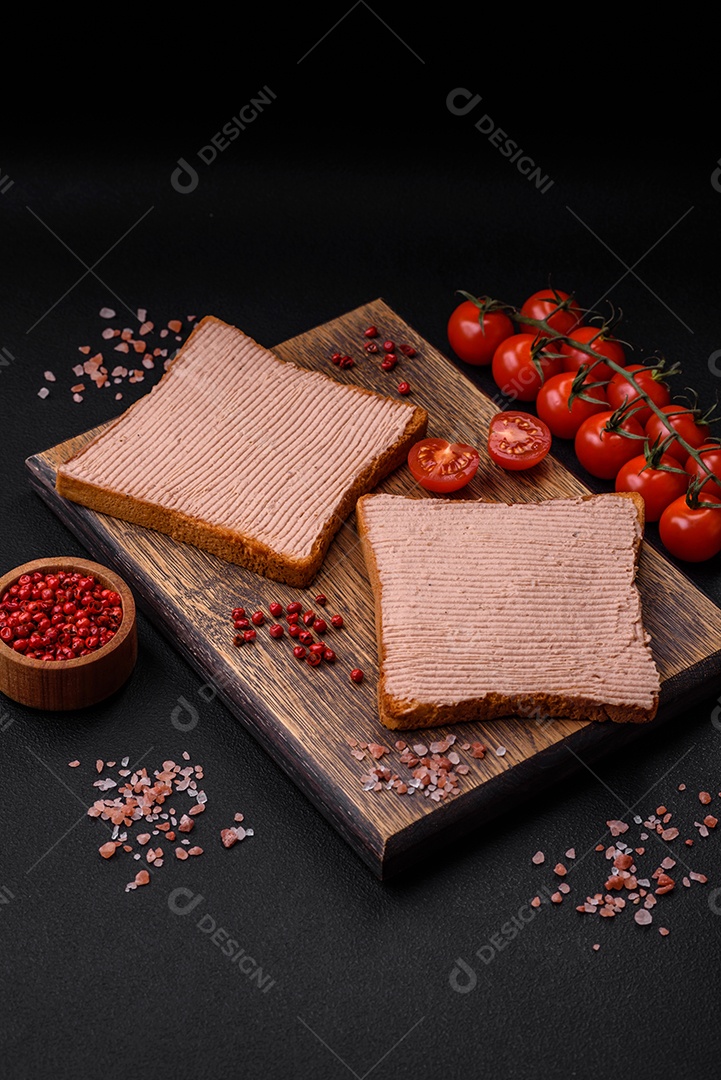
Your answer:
[2,17,719,1079]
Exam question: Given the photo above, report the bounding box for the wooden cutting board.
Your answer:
[24,299,721,878]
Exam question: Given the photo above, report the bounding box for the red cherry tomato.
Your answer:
[644,405,710,463]
[685,444,721,500]
[536,372,608,440]
[491,334,564,402]
[487,411,552,471]
[659,494,721,562]
[559,325,626,384]
[606,365,672,427]
[520,288,583,336]
[447,297,515,366]
[615,452,690,522]
[407,437,480,493]
[574,410,645,480]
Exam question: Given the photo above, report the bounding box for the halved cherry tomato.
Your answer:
[606,365,672,427]
[644,405,710,464]
[447,296,515,366]
[407,437,479,493]
[487,411,551,471]
[659,494,721,562]
[491,334,563,402]
[559,325,626,384]
[615,452,690,522]
[536,372,608,440]
[519,288,583,336]
[574,410,645,480]
[685,444,721,500]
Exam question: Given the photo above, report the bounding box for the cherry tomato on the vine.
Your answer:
[536,372,608,440]
[519,288,583,336]
[606,365,672,427]
[559,325,626,384]
[574,410,645,480]
[487,411,552,471]
[407,437,480,493]
[447,296,515,366]
[615,452,690,522]
[491,334,563,402]
[644,405,710,464]
[685,444,721,501]
[659,494,721,562]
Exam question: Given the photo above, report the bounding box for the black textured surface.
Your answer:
[2,23,721,1080]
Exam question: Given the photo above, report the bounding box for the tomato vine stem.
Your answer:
[509,306,721,508]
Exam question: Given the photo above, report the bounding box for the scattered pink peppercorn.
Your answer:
[350,668,364,684]
[330,614,344,629]
[364,326,378,338]
[398,381,411,395]
[269,624,284,639]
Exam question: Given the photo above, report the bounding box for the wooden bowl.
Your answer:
[0,557,137,711]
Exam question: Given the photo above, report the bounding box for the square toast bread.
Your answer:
[55,316,428,586]
[356,490,660,729]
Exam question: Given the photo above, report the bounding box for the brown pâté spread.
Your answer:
[56,317,418,562]
[360,493,660,715]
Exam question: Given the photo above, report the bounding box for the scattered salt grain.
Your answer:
[99,307,116,319]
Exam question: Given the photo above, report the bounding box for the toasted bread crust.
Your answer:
[56,316,428,586]
[356,490,657,729]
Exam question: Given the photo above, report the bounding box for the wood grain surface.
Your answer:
[23,299,721,877]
